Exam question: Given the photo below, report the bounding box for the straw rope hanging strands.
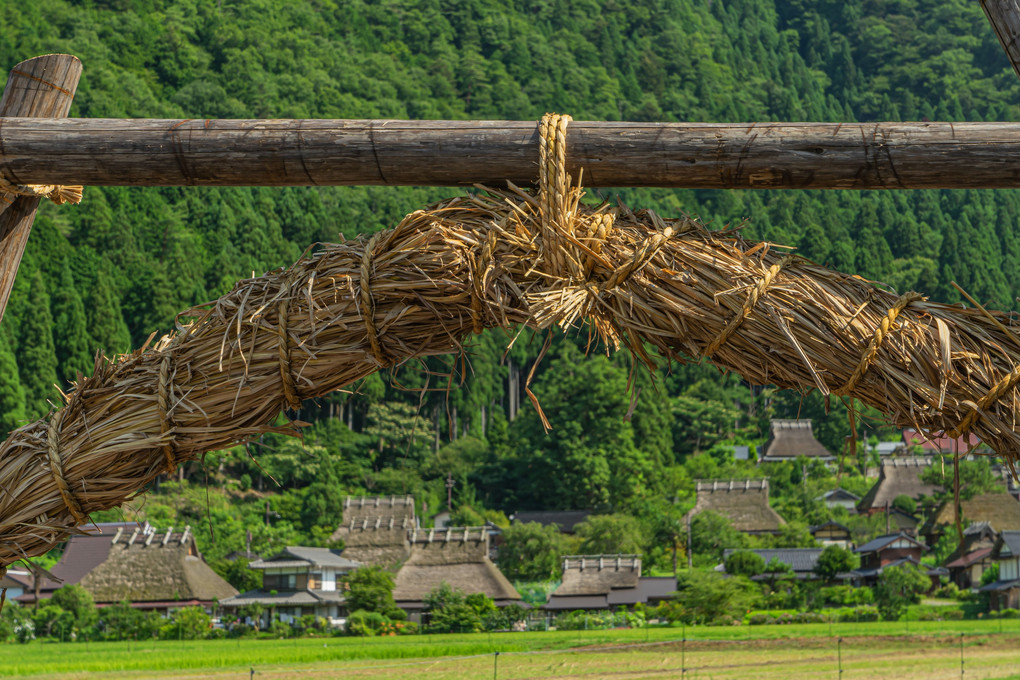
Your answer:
[5,113,1020,566]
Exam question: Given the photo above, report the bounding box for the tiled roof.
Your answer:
[722,548,823,573]
[855,533,926,554]
[250,547,361,570]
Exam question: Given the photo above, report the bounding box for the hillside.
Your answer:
[2,0,1018,569]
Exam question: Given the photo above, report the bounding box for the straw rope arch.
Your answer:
[2,113,1020,567]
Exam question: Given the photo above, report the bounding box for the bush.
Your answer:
[996,608,1020,619]
[944,609,964,620]
[268,620,292,638]
[707,614,739,626]
[748,613,773,625]
[346,610,388,637]
[160,607,212,640]
[836,606,880,623]
[933,583,960,599]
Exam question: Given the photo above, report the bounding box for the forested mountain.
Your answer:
[2,0,1018,568]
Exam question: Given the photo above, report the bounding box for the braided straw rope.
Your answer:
[5,113,1020,565]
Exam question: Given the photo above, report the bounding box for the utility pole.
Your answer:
[446,472,455,510]
[686,513,693,570]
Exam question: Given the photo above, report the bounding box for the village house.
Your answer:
[391,527,521,619]
[979,531,1020,610]
[0,568,31,601]
[719,548,850,581]
[330,495,416,569]
[853,533,943,589]
[810,521,854,549]
[758,419,834,463]
[945,524,995,590]
[220,547,361,627]
[544,555,676,611]
[18,524,237,615]
[816,489,860,513]
[900,429,983,456]
[857,458,939,519]
[685,479,786,535]
[920,491,1020,550]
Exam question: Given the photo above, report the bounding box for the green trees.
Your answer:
[813,545,857,583]
[497,522,568,582]
[16,271,58,418]
[875,564,930,621]
[345,566,401,618]
[725,551,766,578]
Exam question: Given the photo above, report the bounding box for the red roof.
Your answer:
[945,547,993,569]
[902,429,980,453]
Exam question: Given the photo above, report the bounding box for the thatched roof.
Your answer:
[78,526,237,604]
[553,555,641,596]
[857,458,939,513]
[686,479,786,533]
[329,496,416,568]
[342,495,416,523]
[921,492,1020,542]
[760,419,833,461]
[545,555,675,609]
[392,527,519,606]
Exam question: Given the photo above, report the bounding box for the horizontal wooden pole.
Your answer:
[4,119,1020,189]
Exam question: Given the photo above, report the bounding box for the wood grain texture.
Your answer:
[0,55,82,324]
[981,0,1020,82]
[4,119,1020,189]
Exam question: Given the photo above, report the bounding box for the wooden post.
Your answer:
[980,1,1020,81]
[0,54,81,324]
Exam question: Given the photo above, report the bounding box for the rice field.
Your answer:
[4,621,1020,679]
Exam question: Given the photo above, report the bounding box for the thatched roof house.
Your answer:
[330,495,416,568]
[392,527,520,615]
[17,524,237,613]
[857,458,939,514]
[920,492,1020,548]
[545,555,676,610]
[685,479,786,534]
[78,525,237,612]
[760,419,833,462]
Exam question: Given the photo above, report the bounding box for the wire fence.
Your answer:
[229,630,1018,680]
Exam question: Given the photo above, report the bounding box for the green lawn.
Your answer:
[4,622,1020,678]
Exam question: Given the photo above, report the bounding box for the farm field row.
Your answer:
[5,623,1020,679]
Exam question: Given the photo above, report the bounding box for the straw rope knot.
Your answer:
[45,410,87,527]
[359,232,390,367]
[704,254,794,359]
[277,291,303,412]
[157,352,178,474]
[836,291,924,396]
[0,175,82,206]
[946,364,1020,440]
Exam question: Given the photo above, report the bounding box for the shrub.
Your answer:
[346,610,387,636]
[836,606,880,622]
[707,614,738,626]
[793,611,826,624]
[944,609,964,620]
[268,620,292,638]
[725,551,766,578]
[748,613,773,625]
[997,608,1020,619]
[160,607,212,640]
[933,583,960,599]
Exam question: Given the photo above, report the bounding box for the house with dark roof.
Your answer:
[330,495,416,568]
[685,479,786,535]
[810,521,854,549]
[510,510,592,534]
[719,548,848,581]
[857,458,939,515]
[816,489,860,513]
[392,527,521,619]
[946,547,995,590]
[19,524,237,614]
[544,555,676,611]
[853,533,943,588]
[920,492,1020,549]
[759,419,834,463]
[979,531,1020,610]
[221,547,361,627]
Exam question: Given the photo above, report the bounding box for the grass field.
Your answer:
[4,622,1020,679]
